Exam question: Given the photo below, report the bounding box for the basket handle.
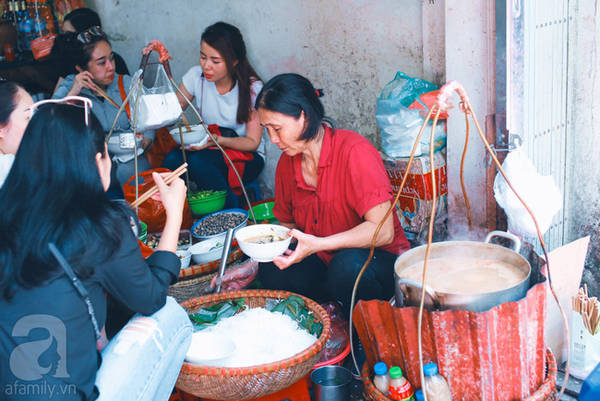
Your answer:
[139,40,174,79]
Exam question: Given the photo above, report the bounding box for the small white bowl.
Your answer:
[170,124,209,146]
[234,224,292,262]
[185,331,236,366]
[188,237,225,265]
[107,133,142,156]
[176,249,192,269]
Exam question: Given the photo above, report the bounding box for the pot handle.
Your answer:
[484,230,521,252]
[396,278,441,309]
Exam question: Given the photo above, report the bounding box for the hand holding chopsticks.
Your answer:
[130,163,188,208]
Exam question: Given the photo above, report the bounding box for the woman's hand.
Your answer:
[273,229,321,270]
[140,138,152,151]
[187,135,217,151]
[153,172,186,253]
[68,71,98,96]
[151,172,186,220]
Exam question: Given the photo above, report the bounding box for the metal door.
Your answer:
[496,0,572,252]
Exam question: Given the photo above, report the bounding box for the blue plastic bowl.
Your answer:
[191,208,249,241]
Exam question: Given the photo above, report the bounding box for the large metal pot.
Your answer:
[394,231,531,312]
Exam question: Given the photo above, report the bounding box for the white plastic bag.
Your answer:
[129,64,182,132]
[493,147,562,237]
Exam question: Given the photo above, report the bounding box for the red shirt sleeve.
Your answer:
[345,141,394,217]
[273,155,295,224]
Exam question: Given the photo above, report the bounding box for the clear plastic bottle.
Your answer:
[423,363,452,401]
[373,362,390,394]
[388,366,415,401]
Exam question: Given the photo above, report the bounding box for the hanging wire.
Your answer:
[169,76,256,224]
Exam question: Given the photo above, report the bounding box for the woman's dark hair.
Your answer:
[255,73,325,141]
[0,81,21,126]
[0,105,130,300]
[57,30,111,71]
[63,8,102,32]
[201,22,260,124]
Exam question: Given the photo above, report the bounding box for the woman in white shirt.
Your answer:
[162,22,264,208]
[0,81,33,187]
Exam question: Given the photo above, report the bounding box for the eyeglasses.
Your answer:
[28,96,93,126]
[76,26,106,44]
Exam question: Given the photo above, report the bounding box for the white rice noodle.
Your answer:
[203,307,317,368]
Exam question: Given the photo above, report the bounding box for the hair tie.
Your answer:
[315,89,324,98]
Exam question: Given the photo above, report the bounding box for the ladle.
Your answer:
[215,228,235,293]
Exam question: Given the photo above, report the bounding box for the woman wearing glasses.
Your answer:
[53,27,152,190]
[0,81,33,187]
[161,21,264,208]
[0,100,192,400]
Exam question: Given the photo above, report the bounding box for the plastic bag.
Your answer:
[210,259,259,292]
[123,168,193,233]
[493,147,562,237]
[129,64,182,132]
[376,72,445,158]
[317,302,349,362]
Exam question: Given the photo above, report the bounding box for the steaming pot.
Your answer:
[394,231,531,312]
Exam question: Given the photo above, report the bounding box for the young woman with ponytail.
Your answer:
[162,21,264,207]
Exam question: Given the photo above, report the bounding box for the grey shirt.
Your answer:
[53,74,133,134]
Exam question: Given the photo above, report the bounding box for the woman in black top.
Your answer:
[0,101,191,400]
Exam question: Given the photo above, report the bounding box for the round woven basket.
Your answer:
[168,247,243,304]
[176,289,331,400]
[361,348,558,401]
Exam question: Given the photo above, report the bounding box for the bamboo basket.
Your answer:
[169,247,243,303]
[361,348,558,401]
[176,290,331,400]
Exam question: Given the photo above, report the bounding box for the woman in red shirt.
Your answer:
[254,73,410,316]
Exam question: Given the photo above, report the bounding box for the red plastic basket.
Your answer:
[313,342,351,370]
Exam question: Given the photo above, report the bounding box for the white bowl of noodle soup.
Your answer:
[234,224,292,262]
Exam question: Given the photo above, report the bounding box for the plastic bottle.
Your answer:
[423,363,452,401]
[373,362,390,394]
[388,366,415,401]
[415,389,424,401]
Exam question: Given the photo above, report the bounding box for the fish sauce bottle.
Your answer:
[423,363,452,401]
[388,366,415,401]
[373,361,390,394]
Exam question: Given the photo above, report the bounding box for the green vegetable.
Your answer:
[188,190,226,201]
[269,295,323,337]
[188,298,245,330]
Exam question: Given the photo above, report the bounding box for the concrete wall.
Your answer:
[444,1,496,238]
[566,0,600,296]
[89,0,437,198]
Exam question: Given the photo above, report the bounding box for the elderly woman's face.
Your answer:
[258,109,308,156]
[0,88,34,154]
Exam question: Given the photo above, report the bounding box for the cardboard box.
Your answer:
[382,150,448,241]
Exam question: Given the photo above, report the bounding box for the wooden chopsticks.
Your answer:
[130,163,188,208]
[94,86,121,110]
[572,284,600,335]
[181,113,192,132]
